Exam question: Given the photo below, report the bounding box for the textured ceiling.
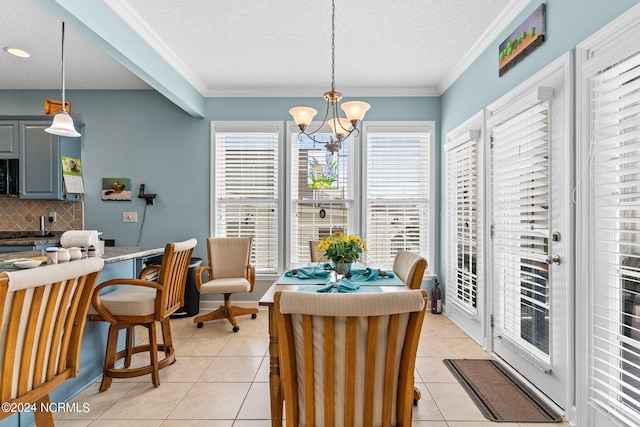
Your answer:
[1,0,520,97]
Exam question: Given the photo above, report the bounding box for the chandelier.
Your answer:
[289,0,370,154]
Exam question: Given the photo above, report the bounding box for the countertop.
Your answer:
[0,246,164,266]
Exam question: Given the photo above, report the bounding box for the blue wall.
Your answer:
[0,91,438,264]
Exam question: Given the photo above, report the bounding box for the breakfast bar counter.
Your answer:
[0,246,164,265]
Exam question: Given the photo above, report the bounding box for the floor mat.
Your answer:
[443,359,562,422]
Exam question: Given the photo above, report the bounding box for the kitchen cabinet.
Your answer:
[0,120,20,158]
[18,119,83,201]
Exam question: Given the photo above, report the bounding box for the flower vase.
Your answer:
[334,261,352,280]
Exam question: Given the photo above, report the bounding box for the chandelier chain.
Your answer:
[330,0,335,92]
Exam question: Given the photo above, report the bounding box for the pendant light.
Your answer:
[289,0,370,153]
[46,22,80,138]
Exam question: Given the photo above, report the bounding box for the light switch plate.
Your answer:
[123,212,137,223]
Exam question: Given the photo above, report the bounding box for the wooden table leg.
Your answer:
[267,305,283,427]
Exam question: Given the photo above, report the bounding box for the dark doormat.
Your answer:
[443,359,562,422]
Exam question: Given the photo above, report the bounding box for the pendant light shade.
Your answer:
[46,22,80,138]
[46,110,80,137]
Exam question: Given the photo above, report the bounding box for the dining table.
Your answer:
[258,262,411,427]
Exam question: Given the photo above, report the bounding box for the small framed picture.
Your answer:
[102,178,132,201]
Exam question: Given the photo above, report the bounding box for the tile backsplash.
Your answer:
[0,196,83,231]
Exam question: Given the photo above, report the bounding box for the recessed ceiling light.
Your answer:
[3,47,31,58]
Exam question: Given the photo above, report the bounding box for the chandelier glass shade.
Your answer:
[289,0,370,153]
[46,22,80,138]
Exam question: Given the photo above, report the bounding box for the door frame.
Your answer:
[483,52,574,413]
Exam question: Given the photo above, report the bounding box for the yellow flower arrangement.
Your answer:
[317,232,366,264]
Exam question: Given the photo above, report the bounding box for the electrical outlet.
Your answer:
[123,212,137,223]
[48,211,57,222]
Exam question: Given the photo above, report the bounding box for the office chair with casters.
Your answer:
[89,238,196,391]
[275,289,428,427]
[193,237,258,332]
[392,249,428,406]
[0,257,104,426]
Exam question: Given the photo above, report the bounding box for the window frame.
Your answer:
[210,121,285,277]
[576,5,640,426]
[361,121,435,272]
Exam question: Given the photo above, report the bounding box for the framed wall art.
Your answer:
[102,177,132,201]
[499,3,546,76]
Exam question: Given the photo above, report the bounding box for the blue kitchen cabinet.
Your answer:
[0,120,20,158]
[18,119,83,201]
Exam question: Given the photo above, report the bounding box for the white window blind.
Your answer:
[586,51,640,421]
[365,130,430,267]
[446,131,478,310]
[490,101,551,361]
[289,128,355,263]
[213,124,280,273]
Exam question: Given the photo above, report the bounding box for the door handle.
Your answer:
[545,255,561,265]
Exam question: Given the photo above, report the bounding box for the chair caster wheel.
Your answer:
[197,322,203,328]
[251,313,257,319]
[233,326,240,332]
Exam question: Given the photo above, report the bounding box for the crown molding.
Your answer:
[438,0,532,94]
[204,86,440,98]
[104,0,208,96]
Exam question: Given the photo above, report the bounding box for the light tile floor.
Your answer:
[54,310,570,427]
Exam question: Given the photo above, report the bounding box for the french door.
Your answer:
[487,54,572,409]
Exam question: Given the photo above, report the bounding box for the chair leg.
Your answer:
[160,317,175,362]
[99,324,120,391]
[413,386,421,406]
[148,322,160,387]
[124,327,134,368]
[33,395,54,427]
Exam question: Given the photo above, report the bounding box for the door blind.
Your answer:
[366,132,430,267]
[587,50,640,421]
[490,101,551,361]
[446,132,478,310]
[214,130,279,273]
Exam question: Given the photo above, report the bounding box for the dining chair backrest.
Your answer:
[309,240,324,262]
[393,250,428,289]
[0,257,104,425]
[154,238,197,317]
[275,289,428,427]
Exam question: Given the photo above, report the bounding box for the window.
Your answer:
[577,8,640,423]
[288,121,433,271]
[212,122,282,274]
[446,126,481,312]
[363,123,432,268]
[288,124,356,263]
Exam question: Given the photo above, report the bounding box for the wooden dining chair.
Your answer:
[0,257,104,426]
[393,250,428,290]
[392,250,428,406]
[89,238,196,391]
[275,289,428,427]
[309,240,324,262]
